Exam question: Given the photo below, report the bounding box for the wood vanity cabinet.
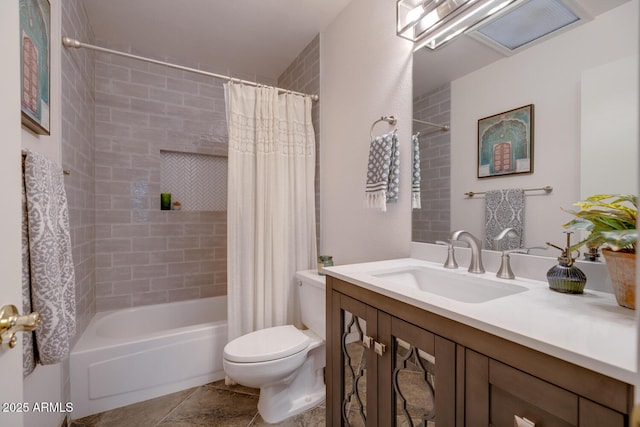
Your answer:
[326,276,633,427]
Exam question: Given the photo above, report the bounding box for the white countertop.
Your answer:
[324,258,637,384]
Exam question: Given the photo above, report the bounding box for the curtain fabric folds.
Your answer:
[226,83,317,343]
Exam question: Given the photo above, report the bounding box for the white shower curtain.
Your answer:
[225,83,317,343]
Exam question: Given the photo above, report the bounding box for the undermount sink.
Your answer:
[369,266,528,303]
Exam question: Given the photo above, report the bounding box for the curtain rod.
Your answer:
[413,118,449,131]
[61,36,319,102]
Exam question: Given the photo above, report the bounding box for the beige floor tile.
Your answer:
[157,385,259,426]
[71,387,197,427]
[71,380,327,427]
[250,404,326,426]
[208,379,260,397]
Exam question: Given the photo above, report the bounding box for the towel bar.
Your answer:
[21,151,71,176]
[370,115,397,139]
[465,186,553,198]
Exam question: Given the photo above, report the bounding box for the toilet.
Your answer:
[223,270,326,424]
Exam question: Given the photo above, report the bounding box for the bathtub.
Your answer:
[70,297,227,419]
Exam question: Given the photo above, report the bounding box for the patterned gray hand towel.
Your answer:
[22,150,76,376]
[412,133,421,209]
[484,188,525,250]
[365,130,399,211]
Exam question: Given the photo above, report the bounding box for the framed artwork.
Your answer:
[477,104,533,178]
[20,0,51,135]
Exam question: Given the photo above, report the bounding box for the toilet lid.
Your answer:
[224,325,310,363]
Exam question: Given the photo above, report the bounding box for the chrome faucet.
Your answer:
[449,230,485,273]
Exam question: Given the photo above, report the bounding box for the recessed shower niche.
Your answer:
[160,150,228,211]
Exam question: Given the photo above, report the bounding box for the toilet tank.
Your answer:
[295,269,326,340]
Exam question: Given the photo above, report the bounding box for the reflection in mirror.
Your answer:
[412,86,451,244]
[411,0,638,254]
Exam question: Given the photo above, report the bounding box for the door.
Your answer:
[0,1,28,426]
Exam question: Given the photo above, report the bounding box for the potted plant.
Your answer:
[563,194,637,309]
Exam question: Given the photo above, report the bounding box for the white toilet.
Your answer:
[223,270,326,424]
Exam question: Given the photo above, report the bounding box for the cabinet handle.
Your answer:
[374,341,386,356]
[514,415,535,427]
[363,335,374,349]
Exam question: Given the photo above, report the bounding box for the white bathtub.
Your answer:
[70,297,227,419]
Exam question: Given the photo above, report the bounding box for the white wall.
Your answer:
[450,0,638,248]
[320,0,413,265]
[581,54,638,197]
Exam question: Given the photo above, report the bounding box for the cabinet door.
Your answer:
[578,398,625,427]
[466,349,580,427]
[328,292,379,426]
[378,316,456,426]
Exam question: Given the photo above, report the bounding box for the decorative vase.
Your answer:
[546,261,587,294]
[601,249,636,310]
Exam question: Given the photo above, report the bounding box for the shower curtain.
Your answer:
[225,83,317,343]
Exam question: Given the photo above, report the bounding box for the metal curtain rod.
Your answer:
[61,36,319,102]
[465,186,553,198]
[22,151,70,175]
[413,118,449,131]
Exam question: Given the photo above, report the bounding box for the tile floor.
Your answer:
[70,380,326,427]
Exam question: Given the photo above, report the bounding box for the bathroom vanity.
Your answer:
[325,258,635,426]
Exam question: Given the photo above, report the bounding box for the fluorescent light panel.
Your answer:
[475,0,580,50]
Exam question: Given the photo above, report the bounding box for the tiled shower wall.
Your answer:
[61,0,96,348]
[277,35,321,251]
[412,84,451,243]
[61,0,95,405]
[93,47,229,311]
[92,34,320,311]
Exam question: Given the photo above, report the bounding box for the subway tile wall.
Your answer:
[61,0,96,406]
[72,32,319,312]
[93,45,230,311]
[61,0,96,348]
[277,35,321,251]
[56,13,319,411]
[412,84,451,243]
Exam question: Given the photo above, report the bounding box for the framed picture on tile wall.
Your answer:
[20,0,51,135]
[477,104,534,178]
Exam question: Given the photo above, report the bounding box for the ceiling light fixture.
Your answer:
[470,0,584,54]
[397,0,520,50]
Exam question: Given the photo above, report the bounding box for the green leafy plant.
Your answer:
[563,194,637,253]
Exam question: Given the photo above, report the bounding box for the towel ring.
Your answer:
[370,115,397,139]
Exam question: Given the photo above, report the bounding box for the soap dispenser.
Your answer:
[546,232,587,294]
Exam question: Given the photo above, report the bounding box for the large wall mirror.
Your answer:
[411,0,638,255]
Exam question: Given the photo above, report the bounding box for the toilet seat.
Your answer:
[224,325,310,363]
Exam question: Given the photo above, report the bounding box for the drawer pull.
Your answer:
[514,415,535,427]
[363,335,373,349]
[374,341,386,356]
